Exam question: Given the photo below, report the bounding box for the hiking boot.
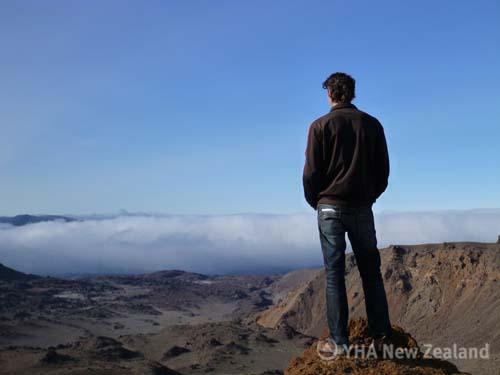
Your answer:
[372,334,392,353]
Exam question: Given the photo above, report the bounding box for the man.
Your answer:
[303,72,392,359]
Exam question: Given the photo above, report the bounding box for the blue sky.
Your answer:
[1,0,499,215]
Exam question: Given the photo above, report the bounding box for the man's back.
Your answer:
[303,102,389,209]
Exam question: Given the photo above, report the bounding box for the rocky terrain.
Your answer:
[0,261,315,374]
[0,335,182,374]
[0,240,499,374]
[0,263,286,348]
[258,241,500,374]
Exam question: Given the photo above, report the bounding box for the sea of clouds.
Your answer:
[0,209,499,276]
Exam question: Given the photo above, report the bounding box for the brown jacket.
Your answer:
[302,103,389,209]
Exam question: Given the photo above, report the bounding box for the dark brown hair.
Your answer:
[322,72,355,103]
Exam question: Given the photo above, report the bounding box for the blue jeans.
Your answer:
[317,203,391,346]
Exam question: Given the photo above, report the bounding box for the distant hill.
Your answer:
[0,214,76,226]
[0,262,40,282]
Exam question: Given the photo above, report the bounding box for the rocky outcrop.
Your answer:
[285,319,465,375]
[161,345,191,360]
[74,336,143,361]
[40,347,74,364]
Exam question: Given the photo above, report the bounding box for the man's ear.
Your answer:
[327,89,336,105]
[327,89,334,101]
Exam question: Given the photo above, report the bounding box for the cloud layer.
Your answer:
[1,209,499,276]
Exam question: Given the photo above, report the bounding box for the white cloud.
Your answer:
[0,209,499,276]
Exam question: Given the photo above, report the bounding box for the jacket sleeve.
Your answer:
[374,125,390,200]
[302,123,323,209]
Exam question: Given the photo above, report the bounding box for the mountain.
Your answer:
[0,214,75,226]
[257,241,500,374]
[0,262,41,282]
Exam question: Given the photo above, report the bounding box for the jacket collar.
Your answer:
[330,102,357,112]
